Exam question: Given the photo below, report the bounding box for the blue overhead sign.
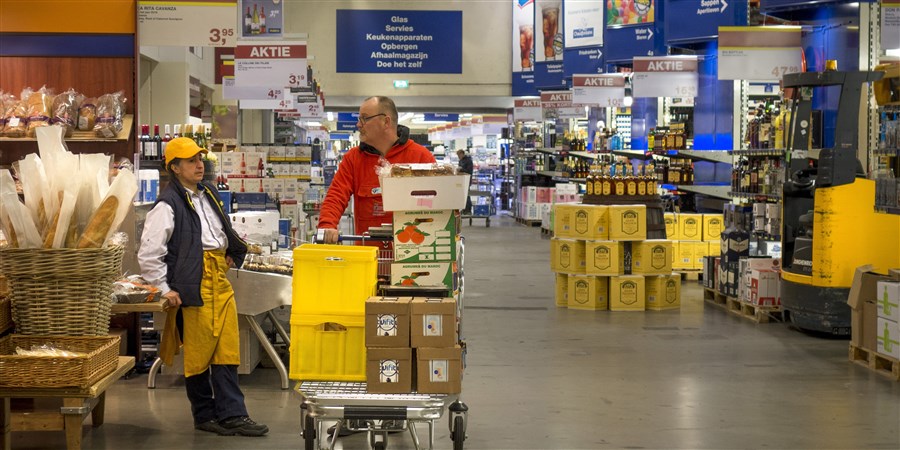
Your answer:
[336,10,463,73]
[605,24,664,63]
[564,46,604,77]
[513,72,539,96]
[665,0,748,46]
[330,133,352,140]
[423,113,459,122]
[337,112,359,122]
[335,122,358,132]
[534,62,566,90]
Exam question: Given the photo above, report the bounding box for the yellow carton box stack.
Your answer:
[550,238,586,274]
[584,241,625,276]
[610,275,646,311]
[568,275,610,310]
[702,214,724,242]
[568,204,610,240]
[664,213,679,239]
[555,273,568,307]
[677,213,704,241]
[645,275,682,310]
[631,240,673,275]
[609,205,647,241]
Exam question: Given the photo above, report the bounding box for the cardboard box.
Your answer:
[230,211,280,243]
[536,187,552,204]
[609,275,646,311]
[673,242,693,270]
[553,204,575,238]
[678,213,703,241]
[391,262,455,291]
[416,346,462,394]
[646,274,681,310]
[555,273,568,307]
[366,348,414,394]
[410,297,458,348]
[551,238,586,274]
[876,317,900,359]
[296,144,313,159]
[567,275,609,310]
[365,296,412,348]
[750,269,781,306]
[566,205,609,240]
[664,213,678,240]
[261,178,286,198]
[584,241,625,276]
[692,241,712,270]
[703,214,724,242]
[381,174,470,211]
[608,205,647,241]
[631,240,673,275]
[393,210,459,263]
[876,281,900,323]
[524,186,538,203]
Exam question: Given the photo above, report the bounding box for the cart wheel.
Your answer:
[451,415,465,450]
[303,414,316,450]
[486,217,490,227]
[373,442,386,450]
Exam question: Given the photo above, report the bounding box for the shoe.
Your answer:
[195,420,226,435]
[218,416,269,437]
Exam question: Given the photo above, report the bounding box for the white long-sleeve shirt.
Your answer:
[138,185,228,295]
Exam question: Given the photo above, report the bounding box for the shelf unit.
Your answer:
[667,184,732,200]
[730,191,782,201]
[0,115,134,142]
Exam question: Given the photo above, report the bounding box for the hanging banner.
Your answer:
[535,0,563,63]
[234,41,308,88]
[883,3,900,51]
[138,0,237,47]
[424,113,459,122]
[335,10,462,73]
[605,24,660,62]
[514,98,543,121]
[337,112,359,122]
[541,91,587,119]
[632,55,698,98]
[564,0,603,48]
[513,0,537,96]
[564,46,604,77]
[572,74,627,106]
[717,26,802,81]
[239,0,284,39]
[665,0,746,45]
[607,0,654,26]
[534,61,567,89]
[335,122,358,132]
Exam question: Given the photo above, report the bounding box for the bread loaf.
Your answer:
[78,98,96,131]
[76,196,118,248]
[42,207,61,248]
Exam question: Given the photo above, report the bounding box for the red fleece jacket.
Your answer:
[318,140,435,234]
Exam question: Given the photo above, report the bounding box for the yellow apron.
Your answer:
[178,250,241,377]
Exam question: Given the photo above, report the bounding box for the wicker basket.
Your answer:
[0,335,120,388]
[0,246,124,336]
[0,297,11,333]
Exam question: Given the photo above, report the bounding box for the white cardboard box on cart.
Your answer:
[380,174,471,211]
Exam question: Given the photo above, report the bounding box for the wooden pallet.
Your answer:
[516,217,542,227]
[540,227,552,236]
[732,300,784,323]
[675,270,702,281]
[849,344,900,381]
[703,287,728,308]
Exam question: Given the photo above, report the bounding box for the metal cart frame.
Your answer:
[297,234,468,450]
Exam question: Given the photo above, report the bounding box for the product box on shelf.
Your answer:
[392,210,459,263]
[555,273,568,307]
[673,242,693,270]
[631,240,673,275]
[569,205,609,240]
[296,144,313,159]
[750,269,781,307]
[269,145,286,158]
[365,296,412,348]
[702,214,724,242]
[608,205,647,241]
[567,275,609,310]
[664,213,678,239]
[230,211,281,244]
[692,241,714,270]
[410,297,458,348]
[366,347,414,394]
[848,265,896,350]
[416,345,462,394]
[876,281,900,323]
[553,204,574,237]
[609,275,646,311]
[381,173,470,211]
[523,186,538,203]
[391,262,455,291]
[280,201,301,225]
[536,187,552,203]
[584,241,625,276]
[677,213,703,241]
[646,274,681,310]
[261,178,285,198]
[550,238,586,274]
[876,317,900,359]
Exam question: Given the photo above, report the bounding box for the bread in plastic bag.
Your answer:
[50,88,82,137]
[93,91,125,138]
[25,85,54,138]
[1,89,28,137]
[78,97,97,131]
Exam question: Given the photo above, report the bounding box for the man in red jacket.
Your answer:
[318,96,435,243]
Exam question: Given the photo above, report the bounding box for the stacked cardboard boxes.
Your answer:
[736,258,782,306]
[551,203,681,311]
[365,296,462,394]
[876,280,900,360]
[665,212,723,271]
[718,205,752,297]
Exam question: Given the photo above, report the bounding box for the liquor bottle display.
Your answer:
[730,156,784,195]
[583,155,661,201]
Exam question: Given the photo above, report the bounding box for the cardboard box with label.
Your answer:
[664,213,678,240]
[673,241,693,270]
[366,347,414,394]
[876,281,900,323]
[416,346,462,394]
[609,205,647,241]
[553,204,575,238]
[646,274,681,310]
[691,241,712,270]
[632,240,673,275]
[551,238,586,274]
[567,275,609,310]
[750,269,781,306]
[848,265,897,350]
[676,213,702,241]
[230,211,280,244]
[876,317,900,359]
[610,275,646,311]
[702,214,724,242]
[555,273,568,307]
[365,296,412,348]
[566,205,609,240]
[410,297,458,348]
[391,262,455,291]
[584,241,625,276]
[393,210,459,263]
[381,173,470,211]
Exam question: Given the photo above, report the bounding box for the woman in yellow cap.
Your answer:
[138,137,268,437]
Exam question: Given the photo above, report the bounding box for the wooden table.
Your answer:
[0,356,135,450]
[110,299,165,362]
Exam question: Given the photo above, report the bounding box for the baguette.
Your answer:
[76,196,118,248]
[42,207,61,248]
[65,221,77,248]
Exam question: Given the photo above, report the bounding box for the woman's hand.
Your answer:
[163,290,182,310]
[226,255,235,268]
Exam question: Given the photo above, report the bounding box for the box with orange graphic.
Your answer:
[393,210,459,263]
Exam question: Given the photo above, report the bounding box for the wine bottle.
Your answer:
[153,124,162,160]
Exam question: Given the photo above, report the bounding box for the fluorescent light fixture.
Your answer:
[399,112,415,123]
[326,112,334,121]
[623,96,633,107]
[307,121,322,127]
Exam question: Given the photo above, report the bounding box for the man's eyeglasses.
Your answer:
[358,113,386,125]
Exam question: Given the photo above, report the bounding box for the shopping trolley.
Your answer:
[297,231,468,450]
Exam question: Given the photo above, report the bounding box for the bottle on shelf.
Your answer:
[162,124,172,157]
[613,160,625,196]
[257,156,265,178]
[152,124,162,160]
[139,124,152,160]
[601,160,612,196]
[647,128,655,153]
[636,162,647,196]
[173,124,182,139]
[668,158,680,185]
[260,6,267,34]
[625,161,637,196]
[240,152,247,175]
[585,165,594,195]
[252,4,260,34]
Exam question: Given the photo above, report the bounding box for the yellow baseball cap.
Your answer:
[165,137,208,165]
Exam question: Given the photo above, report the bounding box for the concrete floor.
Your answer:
[13,214,900,449]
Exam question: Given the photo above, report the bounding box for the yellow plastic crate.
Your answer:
[292,244,377,316]
[289,314,366,381]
